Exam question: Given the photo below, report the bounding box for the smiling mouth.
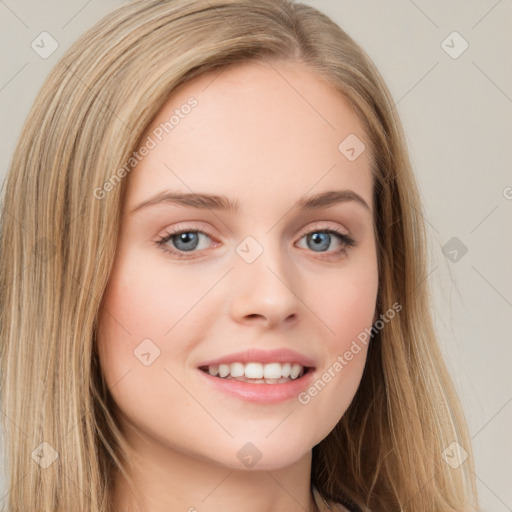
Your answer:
[198,362,313,384]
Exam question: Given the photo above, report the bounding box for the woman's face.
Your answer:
[97,59,378,470]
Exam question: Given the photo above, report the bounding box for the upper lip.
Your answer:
[198,348,316,368]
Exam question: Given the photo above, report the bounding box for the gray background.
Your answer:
[1,1,511,510]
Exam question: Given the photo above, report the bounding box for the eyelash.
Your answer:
[155,223,357,260]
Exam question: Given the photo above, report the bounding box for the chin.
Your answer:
[204,436,315,471]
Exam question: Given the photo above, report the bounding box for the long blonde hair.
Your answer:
[0,1,479,510]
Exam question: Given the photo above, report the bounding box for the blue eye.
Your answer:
[297,229,356,255]
[156,226,356,260]
[170,231,201,251]
[305,229,355,252]
[157,229,213,258]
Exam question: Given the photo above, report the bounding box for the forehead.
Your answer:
[124,59,373,215]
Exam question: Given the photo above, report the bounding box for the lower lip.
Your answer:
[197,368,316,403]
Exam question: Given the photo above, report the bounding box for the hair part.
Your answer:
[0,1,479,511]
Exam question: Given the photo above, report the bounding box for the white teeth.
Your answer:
[230,362,245,377]
[281,363,291,378]
[263,362,282,379]
[218,364,230,378]
[244,362,263,379]
[203,361,307,380]
[290,363,302,379]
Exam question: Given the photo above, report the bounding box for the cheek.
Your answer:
[95,253,159,390]
[328,279,377,346]
[298,253,378,423]
[97,249,200,348]
[95,247,214,396]
[310,253,379,351]
[95,268,180,433]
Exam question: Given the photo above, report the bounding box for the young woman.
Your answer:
[0,1,480,511]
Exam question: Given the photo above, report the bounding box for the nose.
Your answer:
[228,242,300,329]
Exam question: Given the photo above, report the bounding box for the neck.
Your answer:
[111,438,317,512]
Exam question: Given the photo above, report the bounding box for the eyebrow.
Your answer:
[130,189,371,214]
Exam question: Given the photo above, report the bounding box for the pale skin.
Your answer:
[97,59,379,512]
